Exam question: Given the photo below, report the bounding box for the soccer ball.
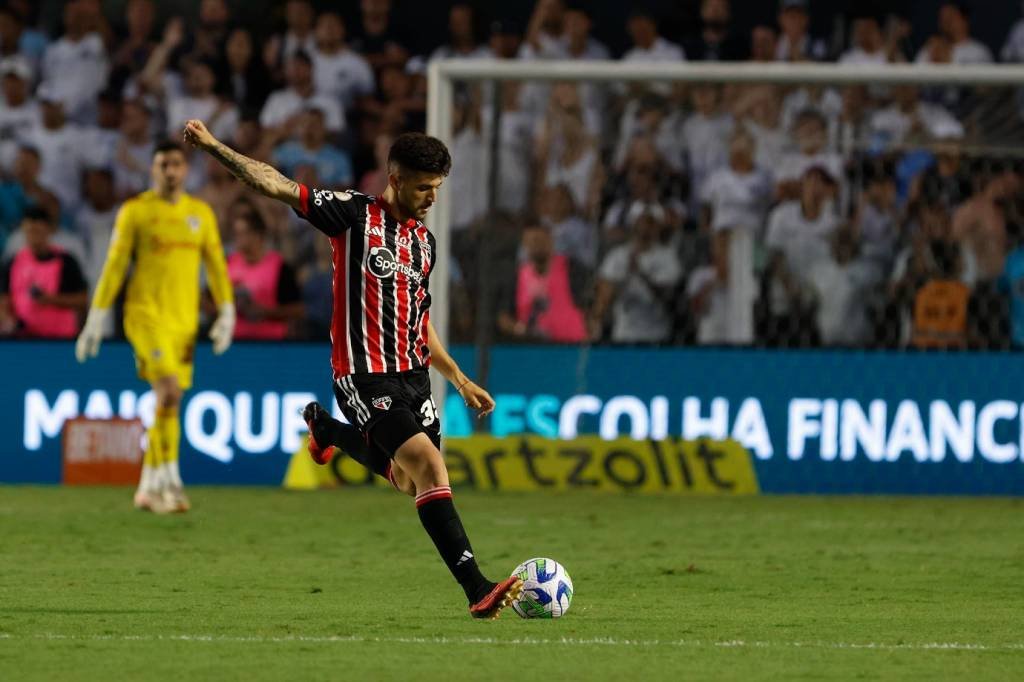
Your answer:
[510,557,573,619]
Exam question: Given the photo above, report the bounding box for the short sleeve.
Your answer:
[598,247,628,283]
[276,262,301,304]
[293,185,364,237]
[0,259,10,295]
[58,254,88,293]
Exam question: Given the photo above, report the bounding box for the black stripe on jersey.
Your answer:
[406,225,425,369]
[349,202,369,374]
[379,212,398,373]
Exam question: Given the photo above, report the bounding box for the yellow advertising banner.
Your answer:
[285,435,759,495]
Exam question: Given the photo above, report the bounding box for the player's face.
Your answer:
[152,150,188,193]
[395,171,444,220]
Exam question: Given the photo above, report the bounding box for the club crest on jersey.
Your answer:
[372,396,392,411]
[186,215,200,232]
[367,245,423,282]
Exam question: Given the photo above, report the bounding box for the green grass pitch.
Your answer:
[1,486,1022,681]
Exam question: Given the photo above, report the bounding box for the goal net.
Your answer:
[426,62,1024,409]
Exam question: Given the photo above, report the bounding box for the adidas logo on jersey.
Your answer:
[372,396,392,411]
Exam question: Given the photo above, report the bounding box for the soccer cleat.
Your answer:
[133,489,172,514]
[469,577,524,620]
[302,402,335,465]
[164,485,191,513]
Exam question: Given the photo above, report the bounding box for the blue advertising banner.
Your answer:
[3,342,1023,494]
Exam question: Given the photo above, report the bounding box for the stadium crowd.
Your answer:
[2,0,1024,350]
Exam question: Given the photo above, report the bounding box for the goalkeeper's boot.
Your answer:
[303,402,336,465]
[133,488,171,514]
[469,576,524,620]
[164,484,191,513]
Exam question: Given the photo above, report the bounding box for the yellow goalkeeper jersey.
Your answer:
[91,190,233,335]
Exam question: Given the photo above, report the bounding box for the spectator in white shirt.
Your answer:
[165,57,239,142]
[591,207,683,344]
[74,167,118,290]
[40,0,109,124]
[1002,3,1024,62]
[775,109,843,202]
[682,83,733,210]
[868,86,962,150]
[262,0,316,82]
[538,183,598,269]
[312,12,375,112]
[916,2,993,65]
[112,98,154,199]
[839,12,890,65]
[0,57,39,173]
[260,50,344,135]
[763,166,841,346]
[775,0,827,62]
[430,4,488,61]
[623,10,685,62]
[19,85,84,213]
[807,228,878,346]
[696,128,772,344]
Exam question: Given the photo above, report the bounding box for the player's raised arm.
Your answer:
[183,119,302,209]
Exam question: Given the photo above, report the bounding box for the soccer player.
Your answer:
[183,119,523,619]
[75,141,236,514]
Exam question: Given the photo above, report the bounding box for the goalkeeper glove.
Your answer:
[75,308,109,363]
[209,303,236,355]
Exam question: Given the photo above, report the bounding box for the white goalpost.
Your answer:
[425,60,1024,415]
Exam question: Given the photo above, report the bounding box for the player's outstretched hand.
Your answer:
[75,308,109,363]
[183,119,216,151]
[458,380,495,418]
[209,303,236,355]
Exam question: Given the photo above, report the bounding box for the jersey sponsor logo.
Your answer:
[367,245,423,282]
[372,396,392,411]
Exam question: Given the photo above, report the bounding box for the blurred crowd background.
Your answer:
[3,0,1024,351]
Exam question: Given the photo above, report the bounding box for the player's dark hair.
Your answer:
[387,133,452,176]
[291,49,313,66]
[154,140,186,157]
[23,206,52,224]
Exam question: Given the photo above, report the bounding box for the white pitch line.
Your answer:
[0,632,1021,652]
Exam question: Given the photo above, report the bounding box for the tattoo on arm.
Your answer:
[209,141,300,206]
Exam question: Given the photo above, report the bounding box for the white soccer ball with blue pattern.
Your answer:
[510,557,573,619]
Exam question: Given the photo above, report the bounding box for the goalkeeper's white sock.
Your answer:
[153,464,169,491]
[167,459,184,489]
[137,465,156,494]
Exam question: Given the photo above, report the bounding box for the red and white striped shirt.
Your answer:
[295,185,435,377]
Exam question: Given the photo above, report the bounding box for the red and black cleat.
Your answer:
[303,402,335,465]
[469,576,524,620]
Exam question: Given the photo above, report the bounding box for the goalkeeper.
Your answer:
[76,141,235,514]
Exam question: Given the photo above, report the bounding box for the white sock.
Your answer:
[137,465,155,493]
[153,464,169,491]
[167,459,183,488]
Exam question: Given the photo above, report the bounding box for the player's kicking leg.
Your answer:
[303,402,416,495]
[393,431,522,619]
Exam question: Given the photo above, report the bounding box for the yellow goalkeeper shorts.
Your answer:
[125,321,196,390]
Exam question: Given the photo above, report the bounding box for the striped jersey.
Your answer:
[295,185,435,377]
